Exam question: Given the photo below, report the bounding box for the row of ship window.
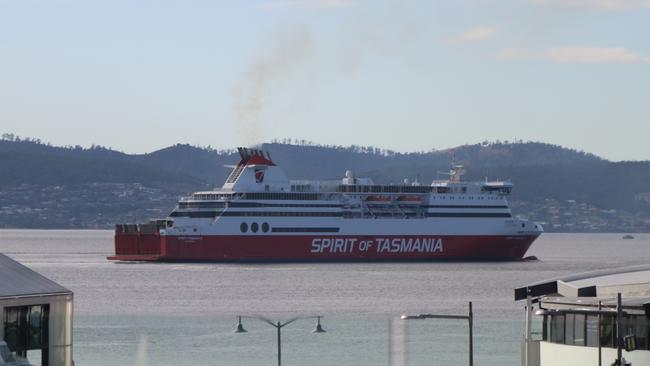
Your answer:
[170,210,511,218]
[178,200,508,210]
[238,223,340,233]
[242,193,321,200]
[240,222,270,233]
[192,193,321,201]
[431,196,501,200]
[170,211,343,218]
[192,191,508,201]
[335,185,461,194]
[178,202,342,209]
[543,313,649,350]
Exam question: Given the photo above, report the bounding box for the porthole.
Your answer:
[262,222,270,233]
[251,222,259,233]
[240,222,248,233]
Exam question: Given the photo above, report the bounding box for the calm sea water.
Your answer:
[0,230,648,366]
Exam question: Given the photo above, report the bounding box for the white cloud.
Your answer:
[546,47,650,63]
[499,46,650,63]
[454,27,497,43]
[531,0,650,11]
[498,47,537,60]
[265,0,354,8]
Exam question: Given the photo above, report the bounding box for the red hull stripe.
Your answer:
[109,234,539,262]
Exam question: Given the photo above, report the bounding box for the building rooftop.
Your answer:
[514,264,650,301]
[539,295,650,314]
[0,253,72,299]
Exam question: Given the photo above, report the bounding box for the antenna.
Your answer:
[413,174,421,186]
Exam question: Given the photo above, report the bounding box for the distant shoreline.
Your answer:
[2,140,649,232]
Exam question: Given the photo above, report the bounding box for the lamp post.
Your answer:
[401,301,474,366]
[233,315,326,366]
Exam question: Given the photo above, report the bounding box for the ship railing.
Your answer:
[115,223,138,234]
[291,182,490,195]
[290,180,340,192]
[115,220,170,234]
[179,192,238,201]
[226,163,245,183]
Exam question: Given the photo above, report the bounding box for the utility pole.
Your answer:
[277,322,282,366]
[234,315,326,366]
[616,293,622,366]
[402,301,474,366]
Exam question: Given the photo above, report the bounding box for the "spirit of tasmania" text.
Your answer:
[310,237,443,254]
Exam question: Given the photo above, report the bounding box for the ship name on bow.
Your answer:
[311,237,443,254]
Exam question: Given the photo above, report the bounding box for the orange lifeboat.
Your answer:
[397,195,422,204]
[366,195,392,204]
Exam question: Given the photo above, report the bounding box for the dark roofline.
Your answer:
[0,254,72,298]
[0,291,73,301]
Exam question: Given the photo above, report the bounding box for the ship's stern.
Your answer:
[108,221,168,262]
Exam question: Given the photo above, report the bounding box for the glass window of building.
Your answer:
[624,315,648,350]
[550,314,565,343]
[3,305,49,354]
[634,316,648,349]
[564,314,576,344]
[586,314,599,347]
[601,316,615,348]
[573,313,585,346]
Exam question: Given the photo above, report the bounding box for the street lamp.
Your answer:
[233,315,326,366]
[401,301,474,366]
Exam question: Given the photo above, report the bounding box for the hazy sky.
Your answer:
[1,0,649,161]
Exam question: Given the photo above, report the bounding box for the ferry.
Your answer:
[108,147,542,262]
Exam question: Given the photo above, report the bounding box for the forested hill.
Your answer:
[0,138,602,187]
[1,137,648,232]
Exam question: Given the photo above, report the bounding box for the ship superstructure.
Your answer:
[109,148,542,262]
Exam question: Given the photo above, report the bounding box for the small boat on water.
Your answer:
[623,234,635,239]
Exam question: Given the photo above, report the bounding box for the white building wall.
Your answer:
[540,341,650,366]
